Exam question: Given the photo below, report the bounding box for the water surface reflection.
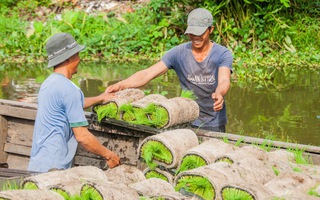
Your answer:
[1,62,319,145]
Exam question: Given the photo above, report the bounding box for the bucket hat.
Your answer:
[46,33,85,68]
[184,8,213,36]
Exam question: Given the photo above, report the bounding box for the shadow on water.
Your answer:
[0,61,319,146]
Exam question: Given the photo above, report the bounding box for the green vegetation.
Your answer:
[22,181,38,190]
[309,185,320,198]
[80,184,103,200]
[288,146,313,165]
[221,186,254,200]
[175,175,215,200]
[140,140,173,170]
[144,170,169,182]
[176,155,207,174]
[0,0,319,85]
[94,103,119,121]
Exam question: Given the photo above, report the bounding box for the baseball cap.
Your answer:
[184,8,213,36]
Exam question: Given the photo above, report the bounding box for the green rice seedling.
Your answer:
[68,194,83,200]
[50,188,70,200]
[81,184,103,200]
[119,104,136,122]
[175,175,214,200]
[176,155,207,175]
[215,156,234,164]
[144,170,169,182]
[223,136,229,143]
[180,89,197,100]
[130,108,150,125]
[22,181,38,190]
[221,186,254,200]
[308,185,320,197]
[272,166,280,176]
[140,141,173,170]
[94,103,119,122]
[2,180,21,190]
[292,166,302,172]
[288,147,313,165]
[144,104,169,128]
[235,137,245,147]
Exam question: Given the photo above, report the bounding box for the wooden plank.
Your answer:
[6,154,30,171]
[7,118,34,146]
[4,143,31,156]
[76,130,140,166]
[0,105,37,120]
[73,155,102,168]
[0,116,8,163]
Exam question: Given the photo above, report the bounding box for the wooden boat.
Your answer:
[1,99,320,188]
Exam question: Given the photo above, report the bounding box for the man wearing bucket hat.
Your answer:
[28,33,121,172]
[106,8,233,132]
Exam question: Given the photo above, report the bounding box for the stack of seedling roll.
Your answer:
[120,95,200,129]
[21,166,111,199]
[176,138,237,174]
[0,189,65,200]
[93,88,145,121]
[138,129,199,184]
[120,94,168,126]
[93,90,200,129]
[20,165,142,200]
[138,129,199,170]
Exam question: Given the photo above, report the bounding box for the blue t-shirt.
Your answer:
[162,42,233,128]
[28,73,88,172]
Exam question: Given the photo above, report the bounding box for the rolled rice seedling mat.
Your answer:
[176,138,238,174]
[121,94,169,127]
[21,166,108,190]
[129,178,181,198]
[220,181,273,200]
[138,129,199,169]
[48,179,84,199]
[174,162,242,200]
[264,171,318,197]
[147,97,199,129]
[233,157,276,185]
[0,189,65,200]
[268,192,320,200]
[131,94,168,108]
[267,150,296,175]
[268,149,295,163]
[214,145,269,164]
[289,163,320,180]
[80,181,139,200]
[143,167,174,185]
[104,164,146,185]
[92,88,145,121]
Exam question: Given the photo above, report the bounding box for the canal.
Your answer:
[0,61,319,146]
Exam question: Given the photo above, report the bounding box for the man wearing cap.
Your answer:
[106,8,233,132]
[28,33,121,172]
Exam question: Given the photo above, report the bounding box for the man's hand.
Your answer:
[98,92,116,103]
[212,93,224,112]
[105,83,122,93]
[106,151,121,169]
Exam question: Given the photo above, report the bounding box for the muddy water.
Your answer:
[1,62,319,146]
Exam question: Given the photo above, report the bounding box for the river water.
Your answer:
[1,61,319,146]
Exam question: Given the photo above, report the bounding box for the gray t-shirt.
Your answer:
[162,42,233,128]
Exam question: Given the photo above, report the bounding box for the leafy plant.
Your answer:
[175,175,214,200]
[176,155,207,174]
[144,170,169,182]
[140,141,173,170]
[221,186,254,200]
